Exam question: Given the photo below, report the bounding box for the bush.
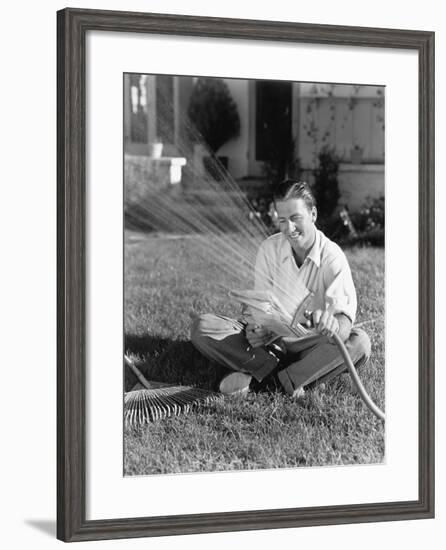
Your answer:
[351,196,385,233]
[339,196,385,246]
[187,78,240,153]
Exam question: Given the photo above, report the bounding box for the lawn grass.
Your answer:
[124,230,385,476]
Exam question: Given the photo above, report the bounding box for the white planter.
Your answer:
[148,142,163,158]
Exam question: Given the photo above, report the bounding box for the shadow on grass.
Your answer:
[124,334,227,392]
[124,333,284,395]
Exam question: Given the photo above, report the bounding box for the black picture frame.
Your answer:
[57,7,435,542]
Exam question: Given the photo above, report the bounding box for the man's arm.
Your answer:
[311,248,357,340]
[334,312,353,342]
[322,252,357,327]
[310,309,352,341]
[243,240,275,346]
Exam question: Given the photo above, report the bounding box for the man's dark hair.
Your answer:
[273,180,316,211]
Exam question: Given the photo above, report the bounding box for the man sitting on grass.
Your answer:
[191,180,371,397]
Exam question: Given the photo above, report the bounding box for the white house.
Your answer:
[124,74,384,211]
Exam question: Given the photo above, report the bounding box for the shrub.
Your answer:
[351,196,385,233]
[341,196,385,246]
[187,78,241,154]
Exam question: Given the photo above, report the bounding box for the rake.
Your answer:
[124,355,223,426]
[124,314,385,426]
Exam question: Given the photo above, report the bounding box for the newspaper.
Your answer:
[229,289,317,342]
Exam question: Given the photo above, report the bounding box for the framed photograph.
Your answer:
[57,7,434,542]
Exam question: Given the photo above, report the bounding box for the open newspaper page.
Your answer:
[229,289,317,342]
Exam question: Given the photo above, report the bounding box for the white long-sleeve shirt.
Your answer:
[254,230,357,324]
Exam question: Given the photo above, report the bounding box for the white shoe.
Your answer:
[292,386,305,399]
[219,372,252,396]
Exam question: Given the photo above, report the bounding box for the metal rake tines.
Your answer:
[124,385,223,426]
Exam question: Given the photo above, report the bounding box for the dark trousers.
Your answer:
[190,313,371,395]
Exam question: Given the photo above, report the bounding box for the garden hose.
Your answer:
[302,310,385,422]
[331,332,385,422]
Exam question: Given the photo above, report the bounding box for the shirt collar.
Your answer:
[306,229,322,267]
[281,229,322,267]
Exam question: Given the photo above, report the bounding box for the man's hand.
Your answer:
[245,323,273,348]
[312,309,340,340]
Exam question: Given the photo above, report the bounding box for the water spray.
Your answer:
[124,92,385,424]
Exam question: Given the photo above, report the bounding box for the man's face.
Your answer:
[275,198,317,253]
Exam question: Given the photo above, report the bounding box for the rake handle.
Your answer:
[124,354,153,390]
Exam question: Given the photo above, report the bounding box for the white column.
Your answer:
[123,74,132,144]
[145,75,157,143]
